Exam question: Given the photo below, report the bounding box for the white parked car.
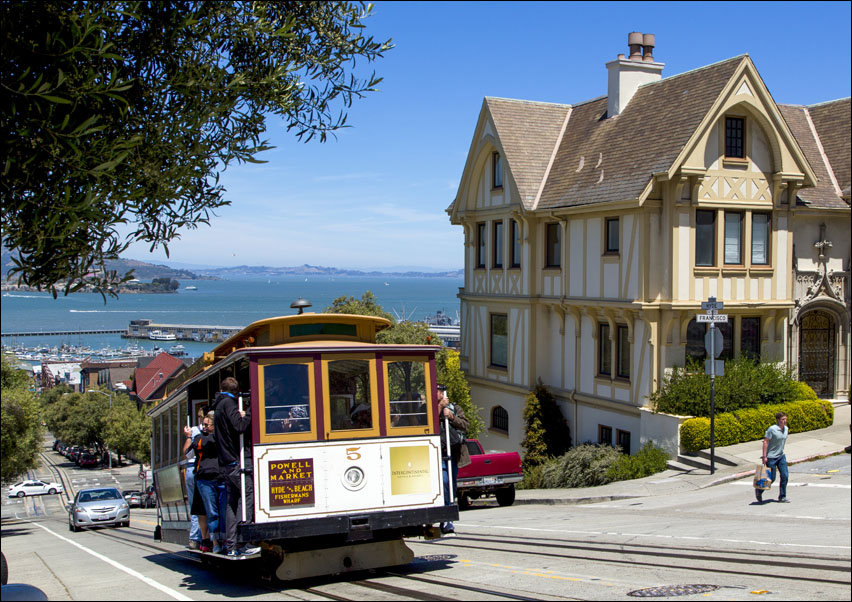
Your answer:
[7,480,64,497]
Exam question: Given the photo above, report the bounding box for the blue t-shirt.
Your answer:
[764,424,788,459]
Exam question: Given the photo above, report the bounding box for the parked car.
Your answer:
[69,487,129,531]
[456,439,523,508]
[66,447,82,463]
[142,485,157,509]
[7,480,64,497]
[77,453,100,468]
[122,490,143,508]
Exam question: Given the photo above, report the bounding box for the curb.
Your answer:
[513,494,642,506]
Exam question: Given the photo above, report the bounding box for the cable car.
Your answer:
[148,310,457,580]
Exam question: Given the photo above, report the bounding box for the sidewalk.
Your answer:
[514,402,851,506]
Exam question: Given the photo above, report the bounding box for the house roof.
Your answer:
[537,56,745,210]
[134,352,185,401]
[484,98,571,207]
[805,97,850,204]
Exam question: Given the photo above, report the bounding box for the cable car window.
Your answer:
[387,360,428,428]
[264,363,310,434]
[328,359,373,430]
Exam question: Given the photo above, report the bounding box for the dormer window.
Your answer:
[492,152,503,188]
[725,117,745,158]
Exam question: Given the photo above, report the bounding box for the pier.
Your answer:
[123,319,242,343]
[1,329,125,337]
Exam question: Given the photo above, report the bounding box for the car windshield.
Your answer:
[80,489,121,503]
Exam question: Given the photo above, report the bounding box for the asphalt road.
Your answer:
[2,446,849,601]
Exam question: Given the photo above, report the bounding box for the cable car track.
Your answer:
[71,520,575,601]
[421,533,850,587]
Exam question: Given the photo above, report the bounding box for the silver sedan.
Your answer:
[68,487,130,531]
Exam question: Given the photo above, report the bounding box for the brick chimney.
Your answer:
[606,32,664,118]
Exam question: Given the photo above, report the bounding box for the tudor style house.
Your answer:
[447,33,850,454]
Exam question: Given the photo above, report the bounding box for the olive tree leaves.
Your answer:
[1,1,392,297]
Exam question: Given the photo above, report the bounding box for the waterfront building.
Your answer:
[131,352,188,407]
[447,33,850,454]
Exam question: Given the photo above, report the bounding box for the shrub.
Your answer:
[521,391,548,469]
[539,444,623,489]
[652,358,799,417]
[521,382,571,470]
[518,461,550,490]
[605,442,669,482]
[680,399,834,452]
[790,381,818,401]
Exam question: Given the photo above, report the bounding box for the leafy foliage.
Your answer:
[520,382,571,470]
[651,357,799,416]
[1,1,392,296]
[520,442,669,489]
[436,348,483,438]
[604,442,669,481]
[1,355,43,484]
[104,396,152,464]
[326,291,395,321]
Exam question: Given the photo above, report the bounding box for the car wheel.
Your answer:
[495,485,516,507]
[16,491,24,498]
[48,488,57,495]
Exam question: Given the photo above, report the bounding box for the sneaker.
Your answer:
[226,548,239,557]
[212,542,223,555]
[755,489,763,503]
[187,540,201,550]
[440,522,455,534]
[778,497,790,503]
[199,539,213,553]
[238,545,261,556]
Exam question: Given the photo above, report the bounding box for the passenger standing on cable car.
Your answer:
[437,384,470,535]
[213,376,260,557]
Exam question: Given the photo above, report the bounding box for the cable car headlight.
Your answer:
[342,466,366,491]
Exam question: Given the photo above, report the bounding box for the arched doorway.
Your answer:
[798,310,835,397]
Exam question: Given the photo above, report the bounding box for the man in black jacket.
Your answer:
[213,377,258,557]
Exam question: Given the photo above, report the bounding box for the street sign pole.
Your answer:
[709,322,716,475]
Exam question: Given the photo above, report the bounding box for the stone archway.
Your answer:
[798,309,836,398]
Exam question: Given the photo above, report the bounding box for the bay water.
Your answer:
[1,277,462,358]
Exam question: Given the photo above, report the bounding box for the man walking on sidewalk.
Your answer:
[757,411,789,503]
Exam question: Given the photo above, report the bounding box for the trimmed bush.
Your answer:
[539,444,623,488]
[605,442,669,481]
[680,399,834,452]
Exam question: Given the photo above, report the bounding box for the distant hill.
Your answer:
[193,264,464,279]
[0,248,203,281]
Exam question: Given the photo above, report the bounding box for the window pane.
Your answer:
[616,429,631,455]
[477,223,486,267]
[511,220,521,267]
[598,425,612,446]
[686,318,705,361]
[328,359,372,430]
[617,326,630,378]
[741,317,760,360]
[599,323,611,375]
[606,218,619,253]
[724,213,742,264]
[695,211,715,266]
[494,222,503,268]
[726,117,744,158]
[546,223,561,267]
[751,214,769,264]
[493,152,503,188]
[387,360,428,428]
[491,314,508,368]
[492,406,508,433]
[264,363,311,433]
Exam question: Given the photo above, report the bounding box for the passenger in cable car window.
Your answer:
[282,405,309,432]
[350,403,372,429]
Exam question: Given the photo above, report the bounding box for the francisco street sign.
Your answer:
[697,314,728,323]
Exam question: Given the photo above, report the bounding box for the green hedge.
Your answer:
[680,399,834,452]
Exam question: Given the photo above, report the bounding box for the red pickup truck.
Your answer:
[455,439,523,508]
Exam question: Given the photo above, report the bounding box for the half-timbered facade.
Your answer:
[448,34,850,454]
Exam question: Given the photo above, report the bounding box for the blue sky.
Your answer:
[125,1,851,272]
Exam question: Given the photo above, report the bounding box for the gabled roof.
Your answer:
[538,56,745,210]
[484,98,571,207]
[798,97,850,205]
[133,352,185,401]
[778,100,849,209]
